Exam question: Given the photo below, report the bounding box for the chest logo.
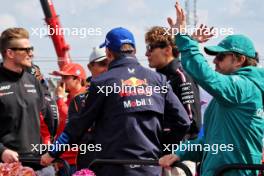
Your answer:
[0,85,11,91]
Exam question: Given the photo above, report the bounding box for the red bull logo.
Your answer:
[121,77,148,87]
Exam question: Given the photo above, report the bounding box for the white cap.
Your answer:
[89,47,107,63]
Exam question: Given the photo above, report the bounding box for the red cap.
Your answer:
[51,63,86,80]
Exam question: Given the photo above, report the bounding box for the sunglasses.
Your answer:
[9,46,34,54]
[146,43,168,53]
[215,52,234,61]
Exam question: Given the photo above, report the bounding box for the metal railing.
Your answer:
[88,159,193,176]
[214,163,264,176]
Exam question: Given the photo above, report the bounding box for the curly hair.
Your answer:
[145,26,179,58]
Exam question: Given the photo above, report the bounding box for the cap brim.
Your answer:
[49,70,72,77]
[99,42,106,48]
[94,56,107,62]
[204,46,228,55]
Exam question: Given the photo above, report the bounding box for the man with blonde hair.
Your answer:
[0,28,45,169]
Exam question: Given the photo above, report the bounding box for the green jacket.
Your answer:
[175,34,264,176]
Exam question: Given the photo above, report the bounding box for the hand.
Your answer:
[159,154,180,169]
[55,81,66,98]
[1,149,19,163]
[192,24,215,43]
[167,0,186,34]
[40,153,55,166]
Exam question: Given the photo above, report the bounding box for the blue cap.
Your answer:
[100,27,136,52]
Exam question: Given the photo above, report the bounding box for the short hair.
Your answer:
[233,52,258,67]
[0,28,29,57]
[145,26,179,58]
[110,44,136,59]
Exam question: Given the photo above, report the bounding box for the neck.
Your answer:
[3,60,23,73]
[158,56,174,69]
[166,56,174,65]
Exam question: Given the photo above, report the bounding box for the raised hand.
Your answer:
[192,24,215,43]
[167,0,186,34]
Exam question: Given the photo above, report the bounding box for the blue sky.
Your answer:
[0,0,263,76]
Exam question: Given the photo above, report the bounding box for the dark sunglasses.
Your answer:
[215,52,234,61]
[9,46,34,54]
[146,43,168,53]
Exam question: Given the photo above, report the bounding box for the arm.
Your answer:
[164,82,191,136]
[175,34,248,104]
[167,0,247,105]
[56,97,69,136]
[40,112,51,144]
[175,137,204,162]
[47,81,104,158]
[159,137,204,167]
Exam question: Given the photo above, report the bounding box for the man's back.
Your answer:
[65,56,190,175]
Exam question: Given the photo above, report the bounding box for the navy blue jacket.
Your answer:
[50,56,190,176]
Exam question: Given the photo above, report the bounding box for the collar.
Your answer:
[69,86,87,99]
[108,56,139,70]
[0,63,24,81]
[157,58,182,76]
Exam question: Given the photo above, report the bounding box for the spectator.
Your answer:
[87,47,108,79]
[159,2,264,176]
[0,28,45,169]
[41,27,190,176]
[51,63,87,175]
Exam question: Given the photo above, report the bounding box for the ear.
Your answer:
[5,49,15,59]
[106,48,114,62]
[87,63,92,71]
[236,55,246,67]
[133,48,137,54]
[106,48,111,58]
[164,45,173,57]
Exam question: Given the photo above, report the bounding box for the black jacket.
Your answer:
[157,59,202,138]
[41,80,59,139]
[50,56,190,176]
[0,64,45,160]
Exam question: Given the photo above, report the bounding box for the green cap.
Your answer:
[204,35,256,59]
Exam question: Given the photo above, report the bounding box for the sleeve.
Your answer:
[175,137,204,162]
[172,69,196,121]
[0,144,7,160]
[36,80,46,116]
[48,81,104,158]
[40,112,51,144]
[164,82,191,136]
[175,34,249,105]
[56,98,69,136]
